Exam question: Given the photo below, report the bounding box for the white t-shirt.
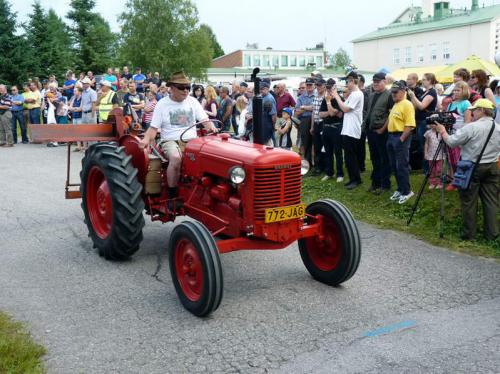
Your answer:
[150,95,208,141]
[341,90,363,139]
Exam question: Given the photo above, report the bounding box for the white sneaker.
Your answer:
[398,191,415,204]
[321,175,332,182]
[336,176,344,183]
[390,191,401,201]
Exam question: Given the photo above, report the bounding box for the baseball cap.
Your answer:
[468,98,495,110]
[81,77,91,84]
[305,77,315,85]
[358,74,365,83]
[282,107,293,117]
[315,78,326,86]
[101,80,112,88]
[390,80,407,93]
[240,81,248,87]
[372,72,386,81]
[260,81,270,89]
[340,71,359,81]
[326,78,336,87]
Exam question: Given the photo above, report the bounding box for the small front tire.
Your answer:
[169,221,223,317]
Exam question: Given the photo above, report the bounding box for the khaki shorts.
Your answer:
[159,140,185,160]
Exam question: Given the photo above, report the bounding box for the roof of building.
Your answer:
[352,4,500,43]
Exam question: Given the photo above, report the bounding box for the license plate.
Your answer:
[265,204,305,223]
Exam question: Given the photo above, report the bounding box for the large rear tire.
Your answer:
[169,221,223,317]
[80,143,145,260]
[299,199,361,286]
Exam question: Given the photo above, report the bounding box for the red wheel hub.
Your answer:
[87,166,113,239]
[304,215,342,271]
[175,239,203,302]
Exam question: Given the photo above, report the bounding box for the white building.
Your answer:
[352,0,500,72]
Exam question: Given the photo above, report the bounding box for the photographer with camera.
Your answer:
[433,99,500,241]
[407,73,438,174]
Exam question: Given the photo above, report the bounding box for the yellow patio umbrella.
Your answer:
[435,55,500,83]
[390,65,447,81]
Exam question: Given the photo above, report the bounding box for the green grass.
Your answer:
[0,312,46,374]
[302,168,500,259]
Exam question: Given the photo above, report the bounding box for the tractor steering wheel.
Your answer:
[179,120,221,143]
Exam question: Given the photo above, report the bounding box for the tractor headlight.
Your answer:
[229,166,246,184]
[300,159,310,176]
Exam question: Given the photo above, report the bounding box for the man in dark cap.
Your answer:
[363,72,393,194]
[259,81,277,145]
[311,78,327,174]
[319,78,344,182]
[295,77,316,166]
[386,80,416,204]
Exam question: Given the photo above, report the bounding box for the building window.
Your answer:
[405,47,412,64]
[281,55,288,67]
[253,55,260,66]
[393,48,400,65]
[299,56,306,67]
[290,55,297,67]
[429,43,437,61]
[315,56,323,67]
[272,55,279,67]
[243,54,251,67]
[262,55,270,67]
[308,55,315,64]
[417,45,424,63]
[442,42,450,60]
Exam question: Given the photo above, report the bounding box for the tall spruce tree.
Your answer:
[67,0,116,73]
[119,0,213,79]
[25,2,74,80]
[0,0,31,85]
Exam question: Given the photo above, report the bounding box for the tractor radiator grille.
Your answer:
[253,164,302,221]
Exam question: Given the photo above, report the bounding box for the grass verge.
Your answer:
[303,169,500,259]
[0,312,46,374]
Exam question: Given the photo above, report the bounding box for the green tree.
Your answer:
[199,23,224,58]
[119,0,213,79]
[25,3,74,80]
[67,0,116,73]
[331,48,352,70]
[0,0,32,85]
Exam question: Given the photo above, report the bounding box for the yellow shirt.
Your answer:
[24,91,41,110]
[388,99,416,133]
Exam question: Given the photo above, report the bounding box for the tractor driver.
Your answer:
[139,71,218,200]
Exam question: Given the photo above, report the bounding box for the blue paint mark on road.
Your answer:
[364,320,416,338]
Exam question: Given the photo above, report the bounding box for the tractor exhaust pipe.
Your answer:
[251,68,264,145]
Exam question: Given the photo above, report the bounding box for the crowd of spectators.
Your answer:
[0,65,498,240]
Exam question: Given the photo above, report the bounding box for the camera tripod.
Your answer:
[407,133,454,238]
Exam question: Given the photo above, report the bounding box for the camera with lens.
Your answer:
[425,111,456,131]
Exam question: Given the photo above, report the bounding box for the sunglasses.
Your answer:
[172,84,190,91]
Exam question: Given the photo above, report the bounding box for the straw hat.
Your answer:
[167,71,190,86]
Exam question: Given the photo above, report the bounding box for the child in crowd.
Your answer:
[277,107,293,150]
[424,126,443,189]
[142,91,157,130]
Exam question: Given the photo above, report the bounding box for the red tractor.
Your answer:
[31,71,361,317]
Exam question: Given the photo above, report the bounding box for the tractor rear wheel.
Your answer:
[80,143,145,260]
[299,199,361,286]
[169,221,223,317]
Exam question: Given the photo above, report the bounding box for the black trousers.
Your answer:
[356,130,367,172]
[322,125,344,177]
[367,129,391,189]
[342,135,361,184]
[312,121,325,171]
[299,117,313,165]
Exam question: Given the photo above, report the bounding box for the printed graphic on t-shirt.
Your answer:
[169,109,194,128]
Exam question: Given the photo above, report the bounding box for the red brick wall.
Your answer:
[212,50,243,68]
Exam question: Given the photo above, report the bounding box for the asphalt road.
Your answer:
[1,144,499,374]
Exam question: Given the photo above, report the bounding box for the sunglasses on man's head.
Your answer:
[172,84,190,91]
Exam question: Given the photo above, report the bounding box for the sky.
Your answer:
[11,0,500,55]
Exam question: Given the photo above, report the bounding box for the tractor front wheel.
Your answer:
[299,199,361,286]
[80,143,145,260]
[169,221,223,317]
